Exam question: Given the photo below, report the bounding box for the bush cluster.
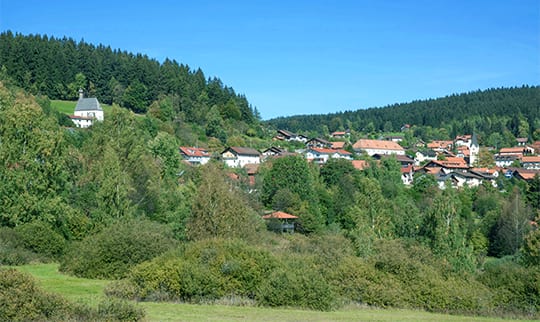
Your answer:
[110,236,539,317]
[60,219,177,279]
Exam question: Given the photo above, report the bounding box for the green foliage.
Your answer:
[60,219,177,279]
[96,298,145,322]
[186,164,262,241]
[125,239,277,302]
[0,227,42,265]
[0,268,145,321]
[15,221,66,259]
[0,269,72,321]
[479,257,540,317]
[256,255,339,311]
[520,229,540,267]
[267,86,540,141]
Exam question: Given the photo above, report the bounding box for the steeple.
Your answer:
[78,89,84,100]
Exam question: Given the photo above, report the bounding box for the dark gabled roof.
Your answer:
[263,146,285,154]
[75,97,102,112]
[277,129,296,138]
[307,137,331,145]
[223,146,260,156]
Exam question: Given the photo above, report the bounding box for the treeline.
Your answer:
[267,86,540,142]
[0,31,259,126]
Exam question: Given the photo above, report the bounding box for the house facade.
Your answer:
[522,156,540,170]
[221,147,261,168]
[305,147,352,164]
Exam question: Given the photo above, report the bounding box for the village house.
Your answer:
[331,141,346,150]
[422,157,470,175]
[69,89,104,128]
[179,147,211,165]
[401,165,414,185]
[306,137,332,149]
[426,140,453,152]
[495,155,519,167]
[516,137,528,146]
[352,139,405,156]
[522,156,540,170]
[305,147,352,165]
[330,131,348,138]
[262,146,285,159]
[454,134,472,147]
[221,147,261,168]
[274,130,307,143]
[414,150,437,165]
[436,171,485,189]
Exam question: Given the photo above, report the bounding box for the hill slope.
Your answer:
[266,86,540,138]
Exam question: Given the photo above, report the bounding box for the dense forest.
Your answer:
[0,31,259,130]
[0,32,539,320]
[267,86,540,144]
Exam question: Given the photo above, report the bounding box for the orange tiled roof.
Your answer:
[310,147,351,155]
[353,139,404,151]
[351,160,369,170]
[499,147,525,154]
[262,211,298,219]
[522,156,540,163]
[331,141,346,149]
[427,140,453,149]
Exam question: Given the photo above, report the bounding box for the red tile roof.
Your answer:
[352,139,404,151]
[522,156,540,163]
[262,211,298,219]
[351,160,369,170]
[179,147,211,157]
[309,147,351,155]
[331,141,346,149]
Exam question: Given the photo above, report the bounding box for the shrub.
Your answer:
[256,255,339,311]
[15,221,66,259]
[97,298,145,322]
[0,227,42,265]
[125,238,278,302]
[60,218,177,279]
[0,268,72,321]
[479,258,540,318]
[0,268,145,321]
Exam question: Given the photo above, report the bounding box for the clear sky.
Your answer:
[1,0,539,119]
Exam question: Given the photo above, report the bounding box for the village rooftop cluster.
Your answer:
[180,128,540,190]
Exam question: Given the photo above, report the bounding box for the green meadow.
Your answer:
[13,263,532,322]
[51,99,113,115]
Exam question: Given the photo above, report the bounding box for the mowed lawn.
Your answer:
[14,264,532,322]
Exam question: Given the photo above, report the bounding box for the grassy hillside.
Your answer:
[14,264,533,322]
[51,99,113,116]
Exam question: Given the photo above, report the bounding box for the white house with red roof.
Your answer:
[305,147,352,164]
[179,147,211,165]
[352,139,405,156]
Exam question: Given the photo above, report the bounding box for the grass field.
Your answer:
[50,99,113,115]
[13,263,532,322]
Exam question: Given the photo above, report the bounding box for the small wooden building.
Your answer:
[262,211,298,233]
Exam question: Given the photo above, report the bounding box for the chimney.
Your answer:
[78,89,84,100]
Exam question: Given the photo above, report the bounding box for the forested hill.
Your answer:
[0,31,259,125]
[266,86,540,137]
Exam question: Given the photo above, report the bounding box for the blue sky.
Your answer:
[1,1,539,119]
